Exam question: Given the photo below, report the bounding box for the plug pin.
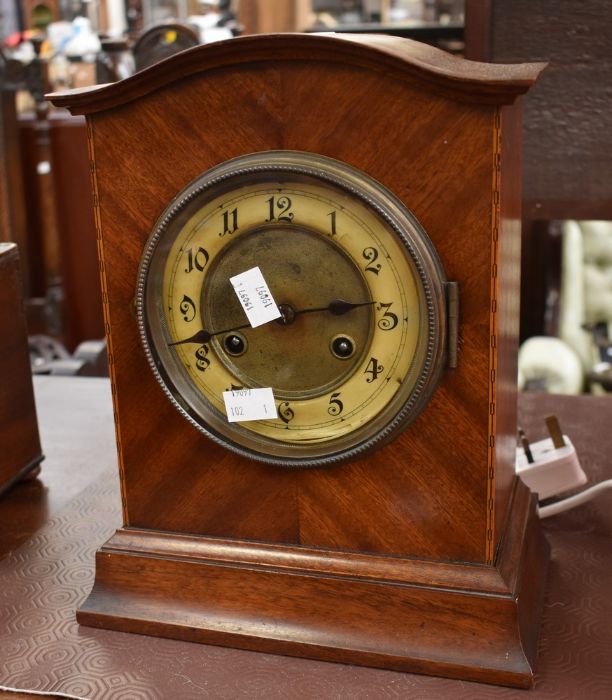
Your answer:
[518,427,534,463]
[545,415,566,449]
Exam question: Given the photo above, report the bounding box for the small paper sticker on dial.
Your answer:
[223,387,278,423]
[229,266,281,328]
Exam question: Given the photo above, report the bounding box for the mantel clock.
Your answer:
[49,34,548,687]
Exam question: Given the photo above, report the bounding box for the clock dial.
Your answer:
[137,152,448,466]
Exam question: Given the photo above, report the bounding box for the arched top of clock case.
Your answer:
[47,33,545,114]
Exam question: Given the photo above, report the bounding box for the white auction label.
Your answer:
[229,266,281,328]
[223,387,278,423]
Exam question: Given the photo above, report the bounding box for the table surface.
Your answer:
[0,377,611,699]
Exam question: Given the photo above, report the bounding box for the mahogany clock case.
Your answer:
[48,35,548,687]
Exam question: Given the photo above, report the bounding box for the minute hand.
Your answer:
[293,299,376,317]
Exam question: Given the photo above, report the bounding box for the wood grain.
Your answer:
[84,53,502,560]
[90,57,496,560]
[47,33,545,113]
[79,479,548,687]
[492,100,525,553]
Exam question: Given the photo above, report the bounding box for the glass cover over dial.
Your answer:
[136,151,448,467]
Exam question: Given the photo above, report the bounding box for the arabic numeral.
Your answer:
[278,401,294,424]
[328,210,337,235]
[364,356,383,383]
[266,195,294,223]
[218,207,239,237]
[362,246,381,275]
[184,246,209,273]
[377,302,399,330]
[195,344,210,372]
[327,392,344,416]
[179,294,196,322]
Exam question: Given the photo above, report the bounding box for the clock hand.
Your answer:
[297,299,376,316]
[168,321,252,346]
[170,299,376,345]
[277,298,376,325]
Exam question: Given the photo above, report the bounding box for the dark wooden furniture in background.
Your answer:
[0,51,30,292]
[18,111,103,351]
[25,38,65,340]
[2,40,103,352]
[518,219,564,341]
[47,113,104,349]
[465,0,612,340]
[50,34,547,687]
[0,243,44,496]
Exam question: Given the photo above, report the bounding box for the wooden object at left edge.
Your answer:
[48,34,548,688]
[0,243,44,495]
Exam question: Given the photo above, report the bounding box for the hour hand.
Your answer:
[169,320,252,346]
[169,329,212,346]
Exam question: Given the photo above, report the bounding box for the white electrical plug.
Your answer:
[516,416,612,519]
[516,434,587,499]
[515,416,587,500]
